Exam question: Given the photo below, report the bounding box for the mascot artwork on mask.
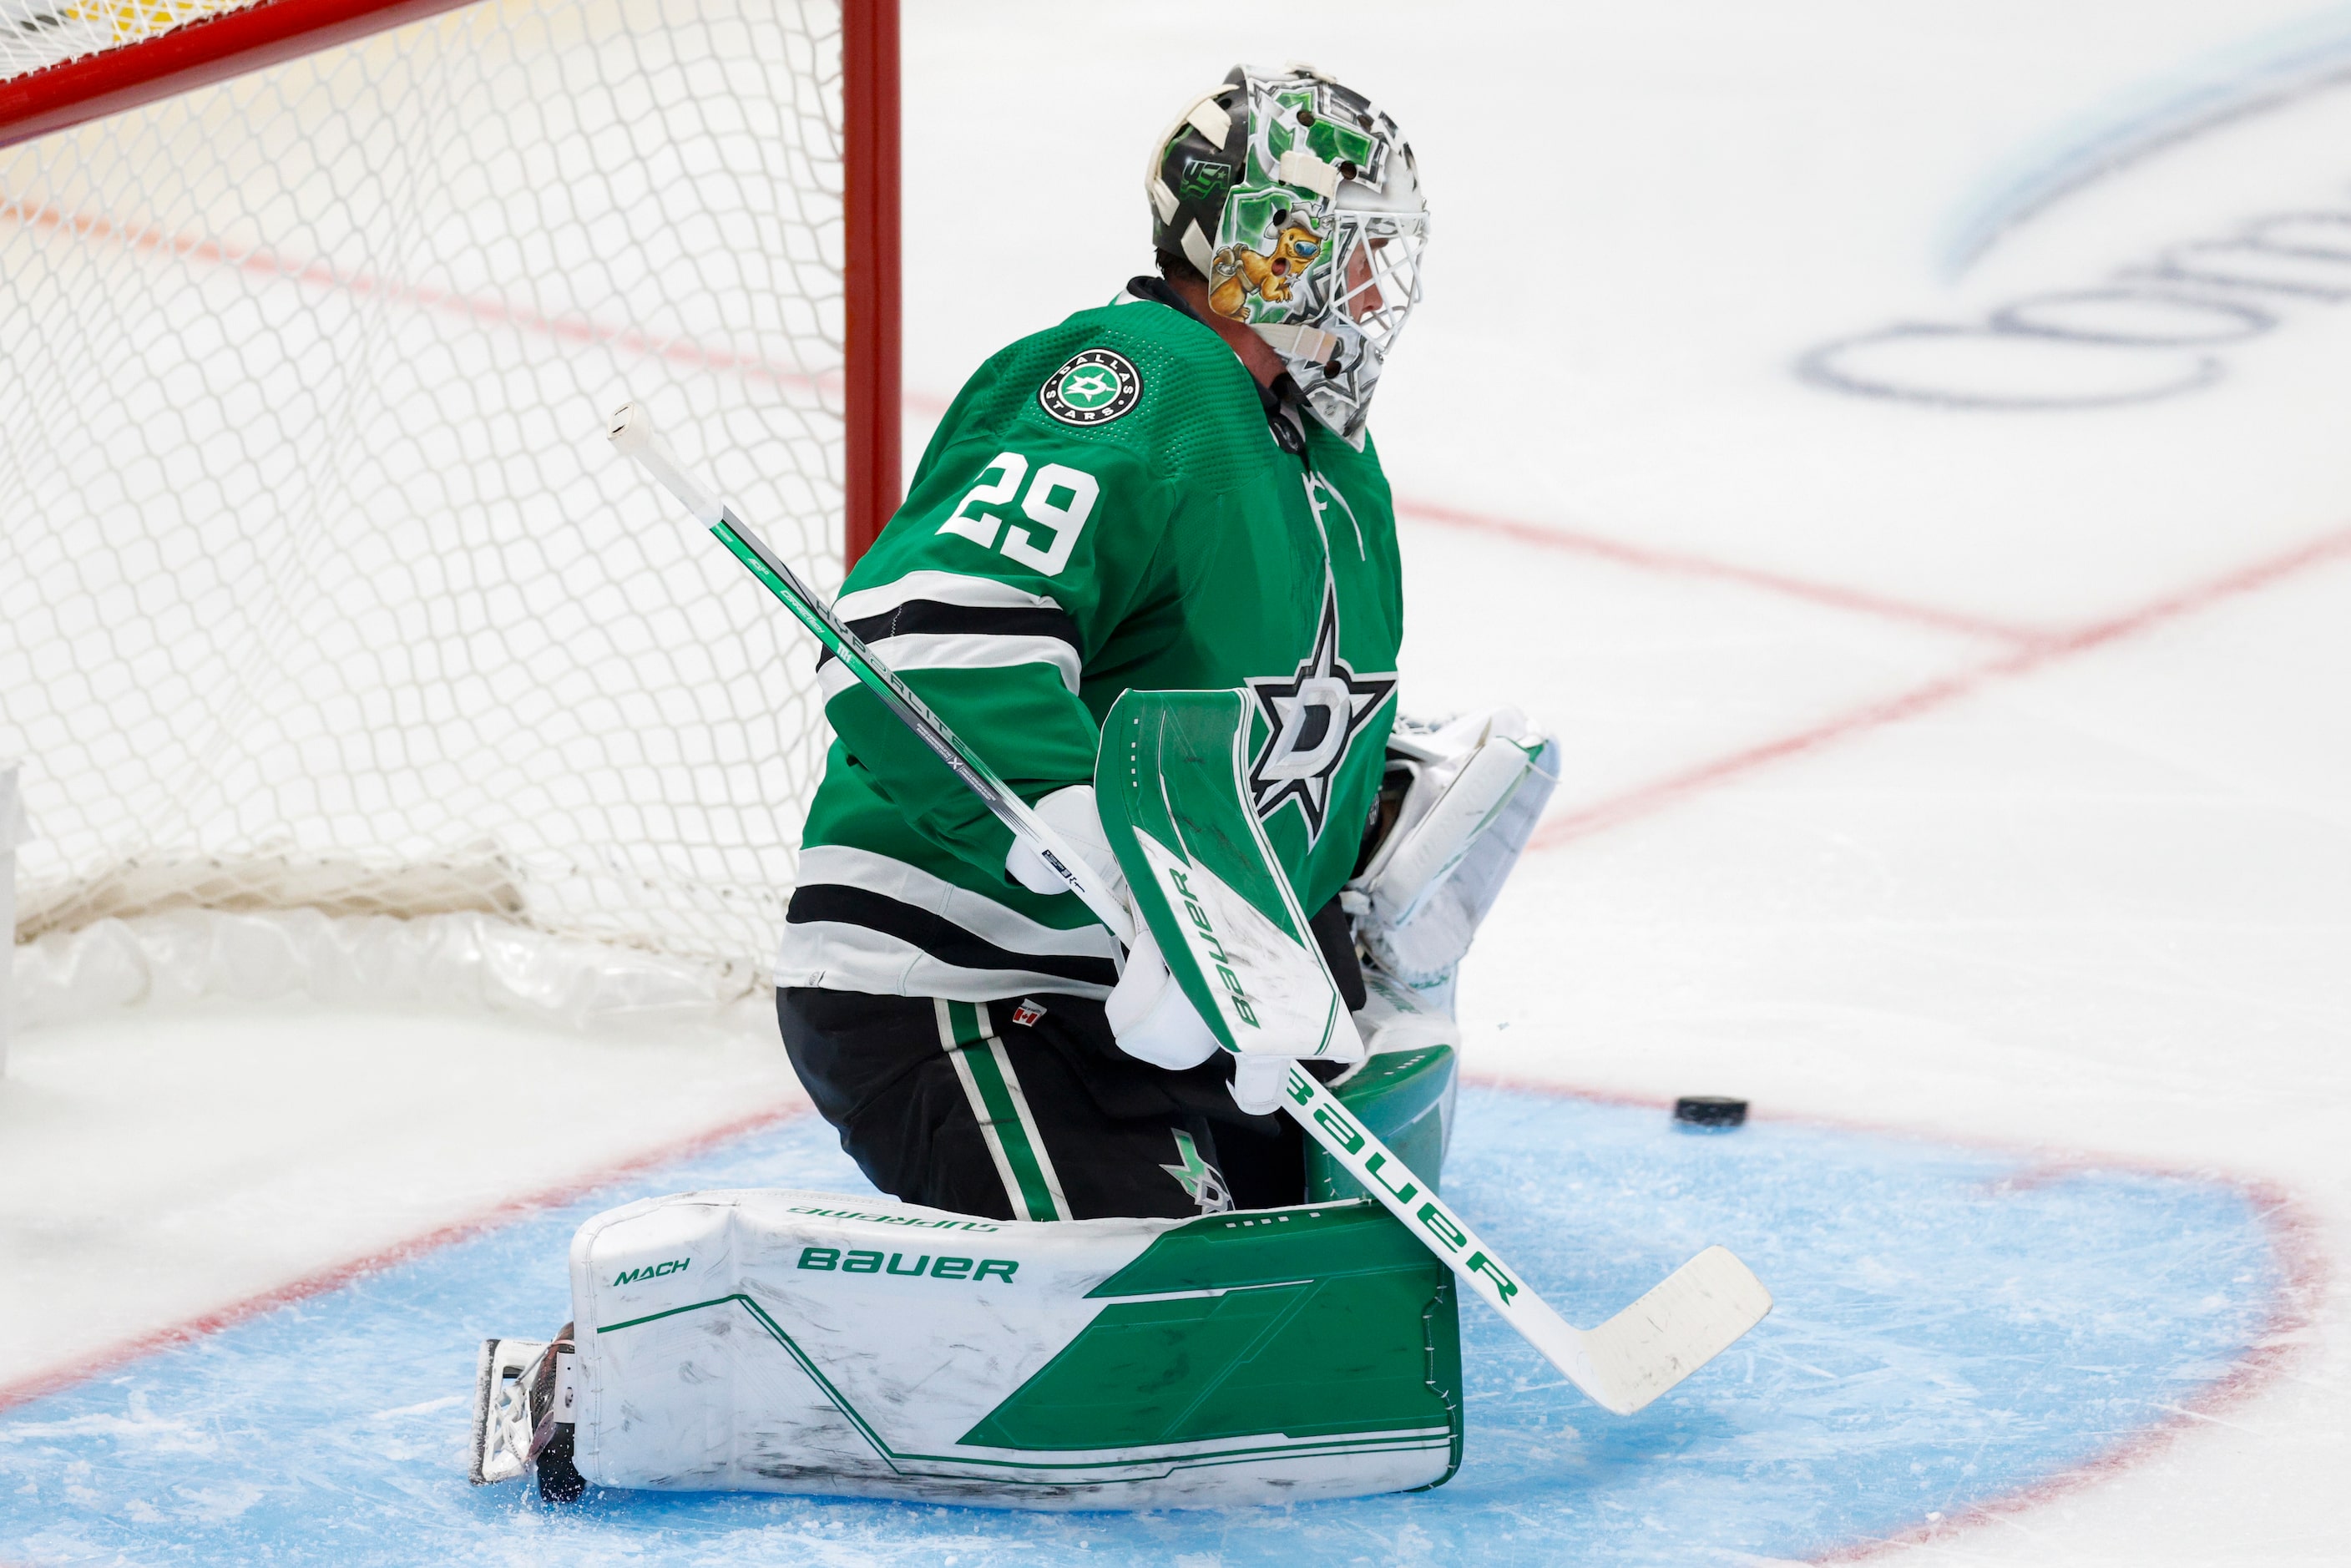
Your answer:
[1209,219,1325,320]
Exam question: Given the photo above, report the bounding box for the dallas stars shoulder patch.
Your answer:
[1039,348,1142,427]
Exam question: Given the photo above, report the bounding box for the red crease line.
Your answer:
[1460,1072,2332,1568]
[1814,1165,2327,1561]
[0,1095,812,1414]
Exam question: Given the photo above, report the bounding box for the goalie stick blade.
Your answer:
[1279,1065,1767,1418]
[1576,1245,1774,1416]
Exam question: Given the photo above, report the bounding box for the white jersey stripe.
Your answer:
[776,919,1115,1001]
[835,569,1068,620]
[778,845,1120,1002]
[792,846,1117,961]
[817,631,1081,700]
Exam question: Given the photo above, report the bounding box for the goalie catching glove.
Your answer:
[1348,708,1560,1014]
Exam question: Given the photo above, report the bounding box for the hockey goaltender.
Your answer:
[468,65,1753,1510]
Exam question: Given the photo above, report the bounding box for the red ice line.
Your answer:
[0,195,842,397]
[0,1095,812,1417]
[6,189,2053,645]
[1831,1181,2328,1562]
[10,191,2347,1558]
[6,1070,2318,1567]
[1520,521,2351,851]
[1393,498,2045,644]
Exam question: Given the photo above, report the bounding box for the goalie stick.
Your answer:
[607,402,1773,1417]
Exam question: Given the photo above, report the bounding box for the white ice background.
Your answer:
[5,2,2350,1562]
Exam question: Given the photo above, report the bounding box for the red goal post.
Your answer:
[0,0,901,975]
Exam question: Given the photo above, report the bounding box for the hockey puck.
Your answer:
[1672,1095,1747,1129]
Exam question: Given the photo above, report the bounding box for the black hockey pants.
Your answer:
[777,986,1318,1222]
[778,896,1366,1222]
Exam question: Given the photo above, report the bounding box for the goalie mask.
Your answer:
[1147,65,1428,443]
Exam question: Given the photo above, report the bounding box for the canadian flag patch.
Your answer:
[1010,998,1048,1029]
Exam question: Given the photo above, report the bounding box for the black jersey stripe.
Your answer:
[816,599,1083,669]
[786,882,1121,989]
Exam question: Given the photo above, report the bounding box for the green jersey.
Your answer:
[778,282,1403,1002]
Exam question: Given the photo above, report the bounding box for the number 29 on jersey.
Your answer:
[938,453,1098,577]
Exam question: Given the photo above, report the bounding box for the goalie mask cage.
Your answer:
[0,0,899,980]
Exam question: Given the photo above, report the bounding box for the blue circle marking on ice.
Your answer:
[0,1089,2296,1565]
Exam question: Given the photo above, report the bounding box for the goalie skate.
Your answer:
[468,1330,577,1489]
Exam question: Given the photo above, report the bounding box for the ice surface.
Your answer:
[0,1092,2299,1565]
[892,9,2351,1555]
[7,0,2351,1561]
[0,914,805,1392]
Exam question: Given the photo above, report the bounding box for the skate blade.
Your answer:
[468,1336,549,1485]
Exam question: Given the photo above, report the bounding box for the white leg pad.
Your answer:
[560,1187,1462,1508]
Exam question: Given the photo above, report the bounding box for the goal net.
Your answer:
[1,0,864,984]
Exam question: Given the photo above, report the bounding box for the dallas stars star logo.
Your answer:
[1245,580,1397,842]
[1160,1130,1232,1215]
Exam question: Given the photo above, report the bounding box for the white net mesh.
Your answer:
[1,0,846,983]
[0,0,262,81]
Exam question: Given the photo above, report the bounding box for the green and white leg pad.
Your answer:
[558,1188,1463,1506]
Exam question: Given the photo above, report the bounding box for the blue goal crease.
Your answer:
[0,1089,2293,1568]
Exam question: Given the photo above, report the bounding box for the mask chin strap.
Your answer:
[1253,321,1342,365]
[1256,320,1368,443]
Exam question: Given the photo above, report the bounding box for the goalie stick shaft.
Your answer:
[608,402,1135,948]
[608,401,1770,1415]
